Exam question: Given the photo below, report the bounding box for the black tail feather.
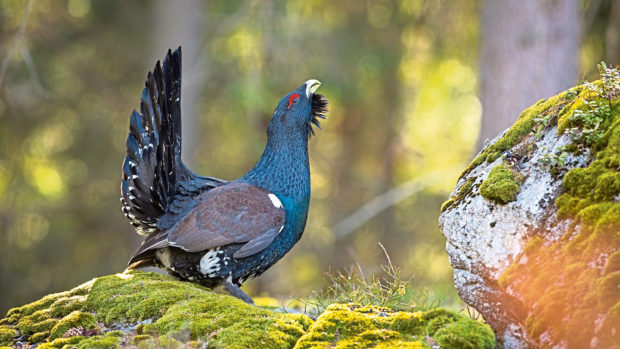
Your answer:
[121,48,186,235]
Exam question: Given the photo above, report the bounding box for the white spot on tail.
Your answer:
[268,194,282,208]
[199,249,221,277]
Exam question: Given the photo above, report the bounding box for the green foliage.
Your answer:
[566,100,611,145]
[539,146,571,177]
[479,164,522,204]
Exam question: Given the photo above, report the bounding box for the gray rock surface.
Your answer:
[439,124,590,348]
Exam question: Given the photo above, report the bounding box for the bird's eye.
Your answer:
[287,93,300,109]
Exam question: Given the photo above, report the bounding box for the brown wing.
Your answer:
[129,182,286,262]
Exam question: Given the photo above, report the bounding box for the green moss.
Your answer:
[295,303,494,349]
[6,280,92,319]
[105,330,124,338]
[421,307,495,349]
[461,88,576,178]
[19,317,58,338]
[441,177,477,213]
[0,271,312,348]
[440,198,455,213]
[603,251,620,275]
[597,272,620,308]
[60,334,121,349]
[433,318,495,349]
[135,335,184,349]
[86,272,312,348]
[0,327,17,346]
[132,334,153,344]
[1,279,94,344]
[479,164,522,204]
[49,311,96,340]
[49,296,88,318]
[524,236,544,256]
[38,335,86,349]
[597,301,620,348]
[0,272,496,348]
[389,312,425,336]
[29,331,51,343]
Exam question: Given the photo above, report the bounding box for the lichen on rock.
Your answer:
[0,271,494,348]
[439,63,620,348]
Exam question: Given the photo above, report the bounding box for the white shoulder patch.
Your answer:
[268,193,283,208]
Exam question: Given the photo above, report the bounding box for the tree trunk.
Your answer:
[478,0,581,148]
[151,0,205,167]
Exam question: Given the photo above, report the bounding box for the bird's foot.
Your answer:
[222,278,254,305]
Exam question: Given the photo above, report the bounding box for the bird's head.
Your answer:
[268,79,329,140]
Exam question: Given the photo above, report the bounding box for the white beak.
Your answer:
[304,79,321,98]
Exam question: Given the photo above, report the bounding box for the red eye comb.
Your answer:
[287,93,300,109]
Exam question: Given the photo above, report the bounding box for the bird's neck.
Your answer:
[242,133,310,203]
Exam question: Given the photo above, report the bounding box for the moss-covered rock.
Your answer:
[294,304,494,349]
[440,64,620,348]
[0,271,493,348]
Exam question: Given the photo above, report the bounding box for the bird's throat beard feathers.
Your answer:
[308,93,329,139]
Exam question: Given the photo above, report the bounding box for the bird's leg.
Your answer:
[222,278,254,305]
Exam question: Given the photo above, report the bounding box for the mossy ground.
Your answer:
[495,67,620,347]
[0,271,494,348]
[295,304,494,349]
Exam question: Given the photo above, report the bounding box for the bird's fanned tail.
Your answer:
[121,47,224,235]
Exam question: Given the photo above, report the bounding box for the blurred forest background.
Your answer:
[0,0,617,315]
